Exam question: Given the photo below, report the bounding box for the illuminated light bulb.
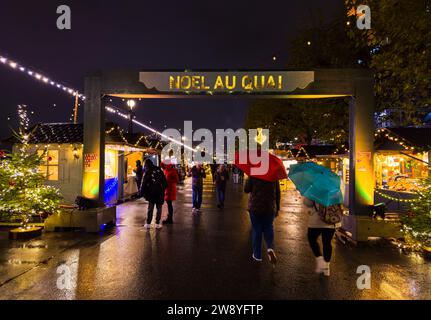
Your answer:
[68,89,73,94]
[307,41,311,45]
[127,99,136,109]
[50,81,55,85]
[28,70,33,76]
[35,74,42,80]
[9,61,17,68]
[43,77,49,83]
[0,57,7,63]
[19,66,25,72]
[56,84,61,88]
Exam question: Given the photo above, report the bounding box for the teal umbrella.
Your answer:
[288,162,343,207]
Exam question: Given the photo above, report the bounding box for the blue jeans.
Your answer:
[192,185,203,209]
[249,212,275,260]
[216,187,225,207]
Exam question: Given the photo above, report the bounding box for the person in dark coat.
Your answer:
[191,163,206,213]
[140,159,167,229]
[244,177,280,264]
[214,164,229,209]
[134,160,143,190]
[161,160,179,224]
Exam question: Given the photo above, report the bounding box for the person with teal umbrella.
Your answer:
[288,162,344,276]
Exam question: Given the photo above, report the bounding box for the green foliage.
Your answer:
[401,173,431,247]
[288,10,365,69]
[345,0,431,125]
[0,107,62,226]
[245,98,349,147]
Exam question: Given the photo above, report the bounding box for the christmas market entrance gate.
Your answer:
[83,69,376,241]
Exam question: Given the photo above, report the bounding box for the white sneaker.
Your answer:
[252,254,262,262]
[144,223,151,229]
[155,223,163,229]
[267,249,277,265]
[322,262,330,276]
[315,256,325,273]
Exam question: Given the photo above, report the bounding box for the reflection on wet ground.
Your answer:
[0,178,430,300]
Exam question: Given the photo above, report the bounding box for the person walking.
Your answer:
[238,169,244,184]
[191,163,206,213]
[134,160,143,190]
[232,166,239,184]
[162,160,179,224]
[303,197,338,276]
[244,176,280,264]
[214,164,229,209]
[140,159,167,229]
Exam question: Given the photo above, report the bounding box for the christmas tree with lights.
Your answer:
[401,172,431,249]
[0,105,62,228]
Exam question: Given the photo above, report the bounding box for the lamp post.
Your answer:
[127,99,136,134]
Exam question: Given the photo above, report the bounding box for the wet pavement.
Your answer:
[0,177,430,300]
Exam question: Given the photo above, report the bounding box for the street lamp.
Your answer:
[127,99,136,109]
[126,100,136,134]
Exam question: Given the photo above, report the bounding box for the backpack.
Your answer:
[141,168,167,201]
[313,202,343,225]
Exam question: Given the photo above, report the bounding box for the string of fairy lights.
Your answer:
[105,105,197,152]
[374,189,417,203]
[0,52,85,100]
[375,128,419,152]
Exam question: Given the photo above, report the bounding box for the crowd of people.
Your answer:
[133,159,337,277]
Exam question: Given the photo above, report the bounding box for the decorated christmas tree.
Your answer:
[0,105,62,228]
[401,171,431,249]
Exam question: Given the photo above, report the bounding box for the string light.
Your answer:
[374,189,417,203]
[375,128,418,152]
[0,52,85,101]
[105,105,197,152]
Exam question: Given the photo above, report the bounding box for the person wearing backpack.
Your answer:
[141,159,168,229]
[303,197,341,276]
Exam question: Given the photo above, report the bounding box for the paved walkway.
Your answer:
[0,177,430,300]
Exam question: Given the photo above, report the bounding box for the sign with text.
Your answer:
[84,153,98,173]
[139,71,314,94]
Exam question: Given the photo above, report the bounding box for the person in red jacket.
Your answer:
[161,159,179,224]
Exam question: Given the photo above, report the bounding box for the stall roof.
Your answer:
[3,122,163,150]
[290,145,340,158]
[376,127,431,151]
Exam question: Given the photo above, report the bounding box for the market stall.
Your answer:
[374,127,431,213]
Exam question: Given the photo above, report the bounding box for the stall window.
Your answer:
[38,150,59,181]
[105,149,118,179]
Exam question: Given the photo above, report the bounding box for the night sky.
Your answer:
[0,0,343,141]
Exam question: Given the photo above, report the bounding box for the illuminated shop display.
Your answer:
[375,152,429,192]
